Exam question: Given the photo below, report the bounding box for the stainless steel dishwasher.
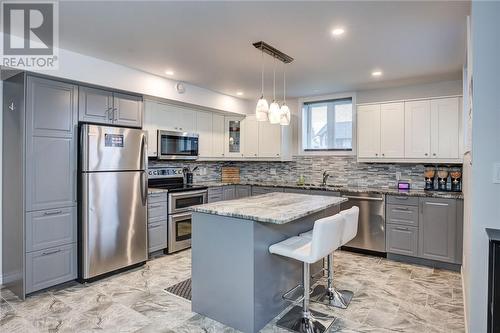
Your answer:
[340,192,386,253]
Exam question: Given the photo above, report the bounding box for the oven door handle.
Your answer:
[170,211,193,221]
[169,190,208,199]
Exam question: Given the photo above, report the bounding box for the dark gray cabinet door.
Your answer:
[235,185,251,199]
[386,224,418,256]
[26,77,77,211]
[113,93,143,128]
[223,186,236,201]
[419,198,457,263]
[79,86,113,124]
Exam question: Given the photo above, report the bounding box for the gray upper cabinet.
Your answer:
[419,198,457,263]
[79,86,143,128]
[114,93,143,128]
[26,77,78,211]
[79,86,113,124]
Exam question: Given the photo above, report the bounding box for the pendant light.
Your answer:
[255,45,269,121]
[280,63,290,126]
[268,56,281,124]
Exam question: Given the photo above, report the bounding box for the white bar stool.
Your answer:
[301,206,360,309]
[269,213,346,333]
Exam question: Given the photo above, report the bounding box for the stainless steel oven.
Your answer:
[167,189,207,253]
[158,130,199,160]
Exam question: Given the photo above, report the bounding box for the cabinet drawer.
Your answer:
[235,185,251,198]
[148,191,167,204]
[252,186,283,196]
[148,201,168,222]
[386,224,418,257]
[26,207,76,252]
[284,188,310,194]
[386,204,419,227]
[208,187,223,196]
[386,195,419,206]
[208,194,223,203]
[148,221,168,253]
[25,243,77,293]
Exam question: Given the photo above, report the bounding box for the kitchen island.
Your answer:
[190,193,347,333]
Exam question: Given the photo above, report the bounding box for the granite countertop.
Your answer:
[191,192,347,224]
[196,181,463,199]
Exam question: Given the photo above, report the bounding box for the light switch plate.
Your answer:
[494,163,500,184]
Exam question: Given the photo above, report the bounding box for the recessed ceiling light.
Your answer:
[236,91,244,96]
[331,28,345,36]
[165,70,174,76]
[371,70,383,77]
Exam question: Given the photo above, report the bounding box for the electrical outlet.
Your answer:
[270,168,277,175]
[396,172,402,181]
[494,163,500,184]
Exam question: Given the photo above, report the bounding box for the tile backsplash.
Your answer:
[148,156,449,190]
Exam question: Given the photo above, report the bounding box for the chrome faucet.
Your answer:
[322,171,330,186]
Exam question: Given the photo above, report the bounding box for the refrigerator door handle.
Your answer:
[140,171,147,206]
[140,134,147,171]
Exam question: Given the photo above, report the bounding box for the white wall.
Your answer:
[0,79,2,285]
[357,80,462,104]
[464,2,500,332]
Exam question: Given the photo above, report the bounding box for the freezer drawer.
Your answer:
[81,171,148,279]
[341,192,386,253]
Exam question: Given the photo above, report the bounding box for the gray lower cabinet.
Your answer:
[223,185,236,200]
[235,185,251,198]
[79,86,143,128]
[208,187,223,203]
[26,207,77,252]
[25,243,77,294]
[251,186,283,196]
[148,221,168,253]
[386,224,418,256]
[283,187,309,194]
[419,198,457,263]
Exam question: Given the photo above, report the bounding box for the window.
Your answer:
[302,98,353,151]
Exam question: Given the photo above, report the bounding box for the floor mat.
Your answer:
[165,278,191,301]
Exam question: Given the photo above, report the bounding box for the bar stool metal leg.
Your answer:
[310,254,354,309]
[276,262,335,333]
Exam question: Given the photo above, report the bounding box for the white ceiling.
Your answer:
[59,1,469,100]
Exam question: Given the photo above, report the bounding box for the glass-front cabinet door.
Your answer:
[225,116,244,157]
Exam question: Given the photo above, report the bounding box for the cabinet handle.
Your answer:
[43,210,63,216]
[149,204,162,209]
[375,153,378,156]
[382,153,385,156]
[424,153,428,156]
[113,108,117,121]
[433,153,437,156]
[394,196,408,200]
[42,249,62,256]
[393,208,410,213]
[106,107,113,121]
[394,227,409,231]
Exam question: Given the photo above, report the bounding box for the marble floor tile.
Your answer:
[0,250,465,333]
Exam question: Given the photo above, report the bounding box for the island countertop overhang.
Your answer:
[190,192,348,224]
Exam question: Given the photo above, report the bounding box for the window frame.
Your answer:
[297,92,357,156]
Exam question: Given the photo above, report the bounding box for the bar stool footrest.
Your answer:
[282,284,305,303]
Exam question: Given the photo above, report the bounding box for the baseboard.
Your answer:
[386,253,461,271]
[461,266,469,333]
[1,270,22,285]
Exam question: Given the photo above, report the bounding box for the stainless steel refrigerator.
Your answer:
[80,124,148,280]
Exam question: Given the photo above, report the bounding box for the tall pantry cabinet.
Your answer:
[2,73,78,299]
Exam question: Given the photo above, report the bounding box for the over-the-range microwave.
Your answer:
[157,130,199,160]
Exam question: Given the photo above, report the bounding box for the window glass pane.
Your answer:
[303,98,353,151]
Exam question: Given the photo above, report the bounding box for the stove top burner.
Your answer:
[147,166,207,193]
[148,183,208,193]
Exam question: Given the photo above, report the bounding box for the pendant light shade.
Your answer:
[280,104,290,126]
[268,101,281,124]
[256,97,269,121]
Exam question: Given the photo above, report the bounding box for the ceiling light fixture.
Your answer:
[331,28,345,36]
[255,44,269,121]
[236,91,244,96]
[253,41,294,126]
[165,70,174,76]
[372,70,383,77]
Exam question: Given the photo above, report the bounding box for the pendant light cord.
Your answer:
[261,45,264,97]
[273,56,276,101]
